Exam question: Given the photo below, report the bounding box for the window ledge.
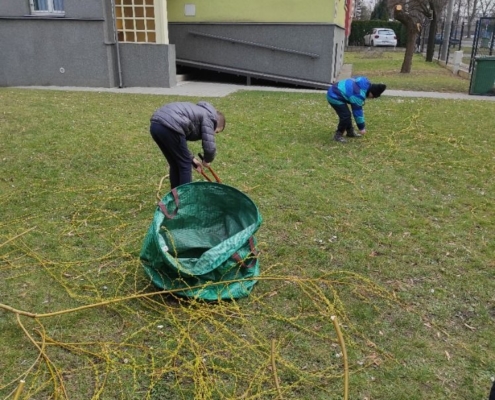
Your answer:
[29,12,66,17]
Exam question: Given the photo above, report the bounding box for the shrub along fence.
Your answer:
[349,20,407,47]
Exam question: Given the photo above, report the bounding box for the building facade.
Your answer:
[0,0,176,88]
[168,0,347,88]
[0,0,347,89]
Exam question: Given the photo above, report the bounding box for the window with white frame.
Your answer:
[30,0,65,16]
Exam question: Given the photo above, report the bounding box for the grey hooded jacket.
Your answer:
[150,101,218,163]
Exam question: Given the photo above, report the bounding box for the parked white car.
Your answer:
[364,28,397,47]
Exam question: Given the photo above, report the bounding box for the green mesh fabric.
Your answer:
[140,182,262,300]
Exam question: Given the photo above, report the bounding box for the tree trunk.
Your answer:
[467,0,479,38]
[394,5,419,73]
[425,14,438,62]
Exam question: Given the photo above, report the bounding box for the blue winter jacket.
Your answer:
[326,76,371,131]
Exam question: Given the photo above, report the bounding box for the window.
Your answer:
[30,0,65,16]
[114,0,169,44]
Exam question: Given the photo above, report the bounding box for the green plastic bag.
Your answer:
[140,182,262,300]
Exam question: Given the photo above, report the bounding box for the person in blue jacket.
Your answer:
[326,76,386,143]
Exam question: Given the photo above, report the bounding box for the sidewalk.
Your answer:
[13,80,495,101]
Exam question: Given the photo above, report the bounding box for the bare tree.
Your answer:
[455,0,494,38]
[424,0,449,61]
[389,0,448,68]
[465,0,480,37]
[362,5,372,19]
[479,0,495,16]
[393,4,421,72]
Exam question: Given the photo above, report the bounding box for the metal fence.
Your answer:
[417,21,465,59]
[469,17,495,72]
[436,21,465,65]
[417,18,495,73]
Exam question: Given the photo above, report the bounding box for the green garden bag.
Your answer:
[140,182,262,300]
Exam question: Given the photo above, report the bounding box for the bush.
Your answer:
[349,20,407,47]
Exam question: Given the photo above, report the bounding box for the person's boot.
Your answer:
[333,130,346,143]
[346,127,362,138]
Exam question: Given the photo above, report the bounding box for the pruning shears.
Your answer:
[194,153,222,183]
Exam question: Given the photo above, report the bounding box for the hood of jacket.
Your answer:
[197,101,218,129]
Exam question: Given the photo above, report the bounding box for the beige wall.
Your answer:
[168,0,345,26]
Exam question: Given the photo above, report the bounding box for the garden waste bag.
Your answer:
[140,182,262,300]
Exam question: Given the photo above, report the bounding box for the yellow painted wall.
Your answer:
[167,0,346,26]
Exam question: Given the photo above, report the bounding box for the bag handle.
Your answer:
[155,176,180,219]
[232,237,259,269]
[157,188,180,219]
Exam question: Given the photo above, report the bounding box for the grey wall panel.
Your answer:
[169,23,345,85]
[119,43,177,88]
[0,1,30,16]
[65,0,105,19]
[0,20,116,87]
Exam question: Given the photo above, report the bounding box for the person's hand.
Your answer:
[359,129,366,135]
[192,158,202,172]
[202,160,211,168]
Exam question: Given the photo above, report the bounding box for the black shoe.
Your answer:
[333,131,347,143]
[346,129,362,138]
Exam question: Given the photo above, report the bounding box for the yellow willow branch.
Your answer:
[0,327,45,394]
[15,315,68,399]
[331,315,348,400]
[0,274,396,321]
[0,226,36,249]
[271,339,283,400]
[0,276,341,319]
[156,174,170,202]
[12,380,25,400]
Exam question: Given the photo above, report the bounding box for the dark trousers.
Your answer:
[150,122,192,189]
[329,103,353,134]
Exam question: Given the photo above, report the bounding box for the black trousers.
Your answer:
[150,122,192,189]
[329,103,353,134]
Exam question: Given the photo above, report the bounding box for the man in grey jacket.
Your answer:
[150,101,226,189]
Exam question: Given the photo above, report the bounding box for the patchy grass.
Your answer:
[1,87,495,400]
[345,50,470,93]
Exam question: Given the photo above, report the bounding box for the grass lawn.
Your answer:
[1,62,495,399]
[345,50,470,93]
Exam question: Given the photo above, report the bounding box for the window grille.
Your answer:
[114,0,168,44]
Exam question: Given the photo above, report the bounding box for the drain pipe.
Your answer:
[110,0,123,88]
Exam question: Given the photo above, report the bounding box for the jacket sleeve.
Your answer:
[351,103,365,131]
[200,118,217,163]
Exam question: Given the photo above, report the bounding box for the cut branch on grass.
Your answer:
[331,315,349,400]
[271,338,283,400]
[1,88,494,400]
[0,226,36,249]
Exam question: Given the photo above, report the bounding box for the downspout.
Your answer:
[110,0,123,88]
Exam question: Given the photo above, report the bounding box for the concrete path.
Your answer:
[12,81,495,101]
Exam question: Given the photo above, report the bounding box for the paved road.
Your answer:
[12,81,495,101]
